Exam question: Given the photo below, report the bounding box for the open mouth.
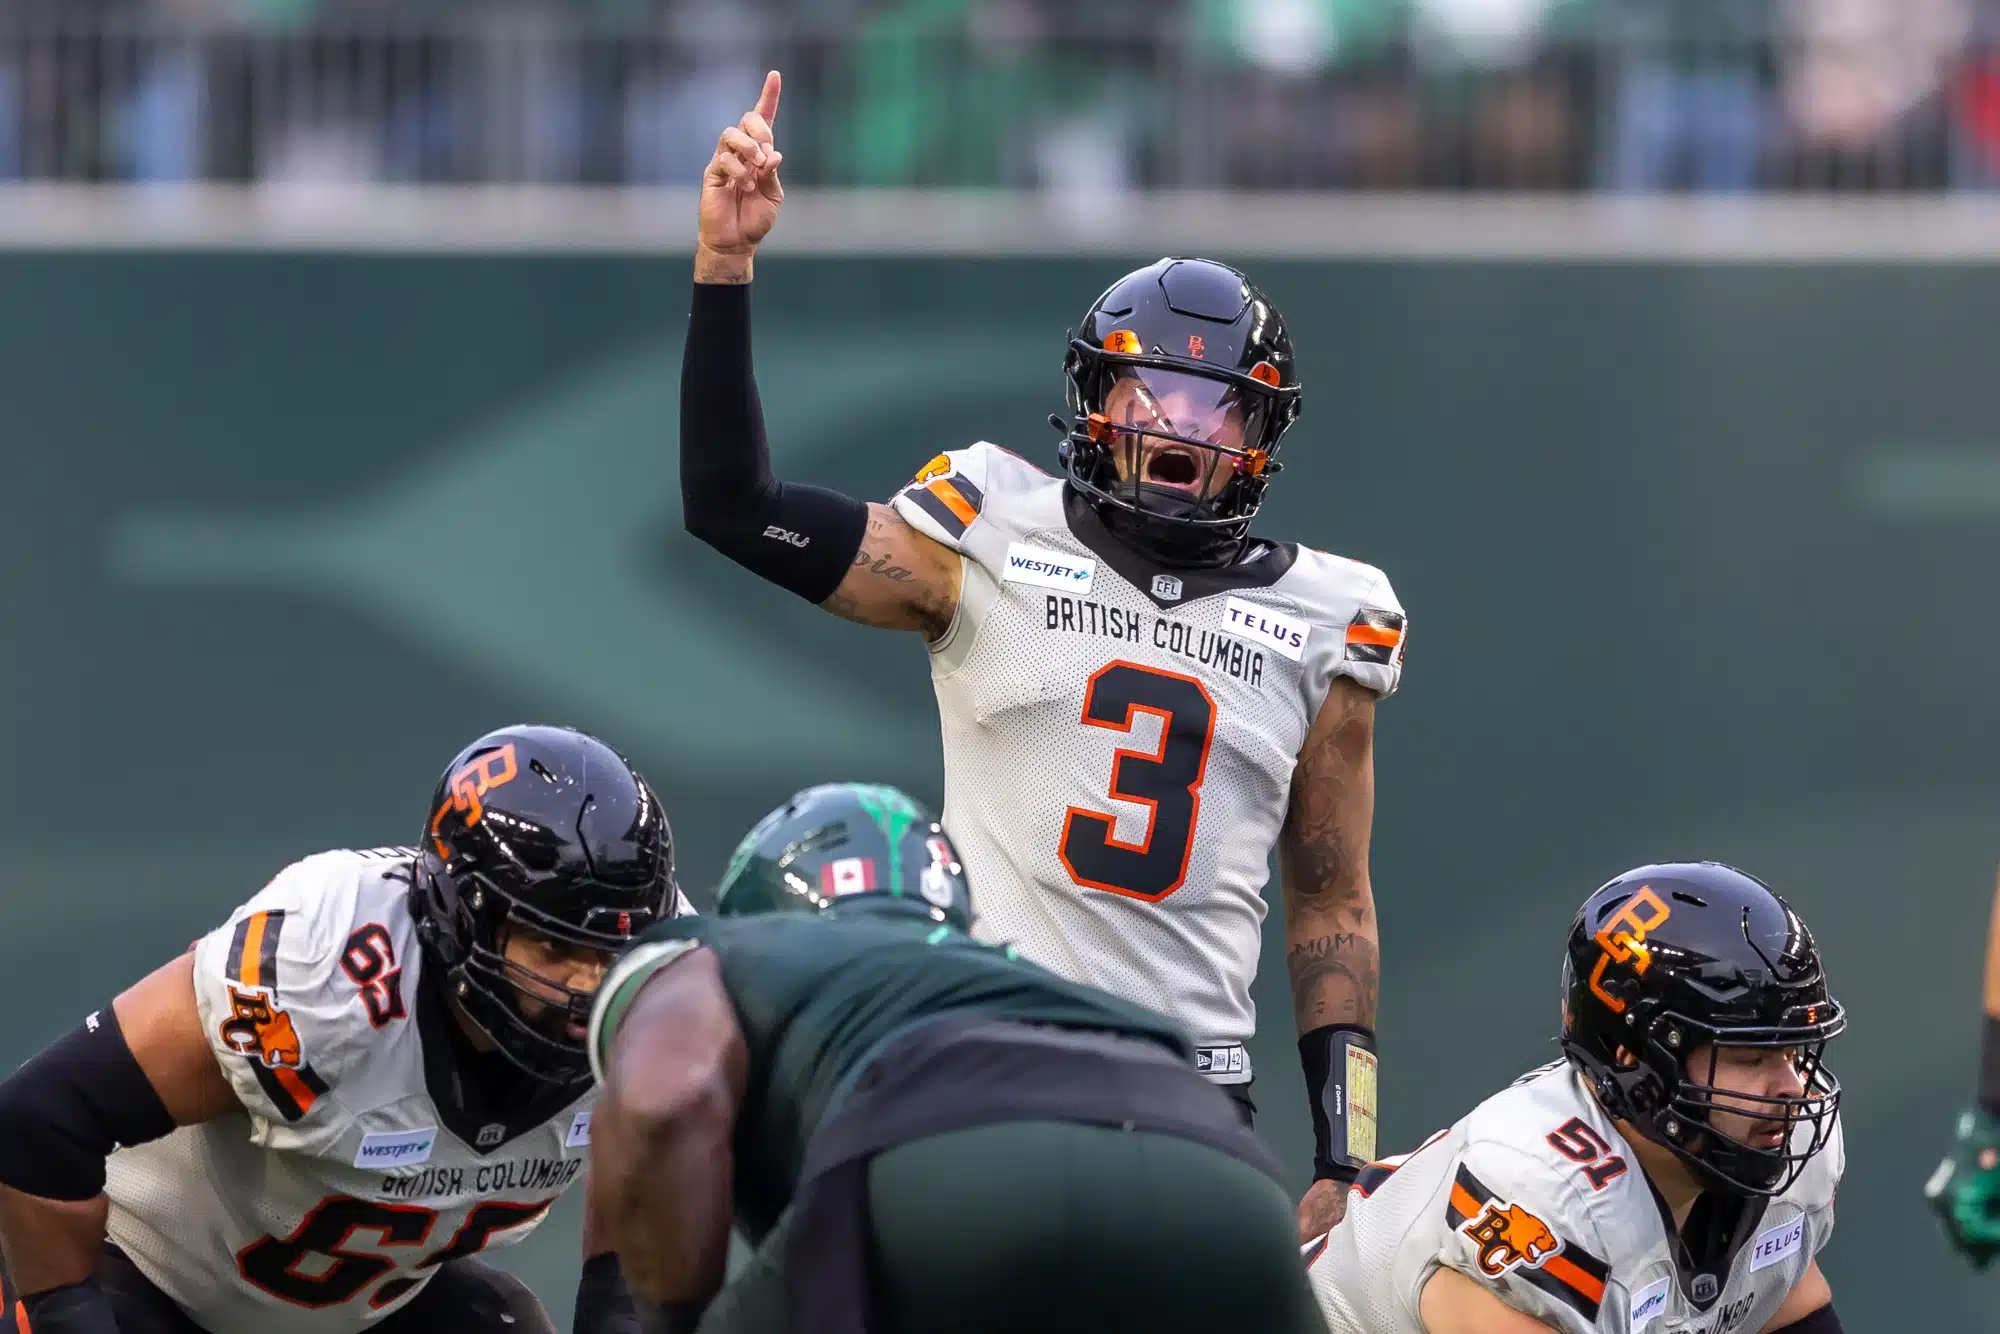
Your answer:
[1143,447,1204,491]
[565,1017,590,1041]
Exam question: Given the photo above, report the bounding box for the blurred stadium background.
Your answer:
[2,0,1998,1327]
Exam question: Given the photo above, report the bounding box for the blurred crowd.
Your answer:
[7,0,2000,189]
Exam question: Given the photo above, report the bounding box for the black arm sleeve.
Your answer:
[680,282,869,603]
[1769,1304,1842,1334]
[574,1253,641,1334]
[0,1008,175,1202]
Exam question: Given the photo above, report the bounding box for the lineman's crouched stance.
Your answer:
[1308,862,1846,1334]
[0,726,684,1334]
[586,783,1324,1334]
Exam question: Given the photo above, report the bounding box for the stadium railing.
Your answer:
[0,4,1997,195]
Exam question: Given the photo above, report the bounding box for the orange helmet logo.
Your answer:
[219,987,304,1069]
[1465,1202,1561,1277]
[1589,887,1671,1014]
[1187,334,1206,359]
[430,743,520,858]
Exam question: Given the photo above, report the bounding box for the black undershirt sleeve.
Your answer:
[0,1007,175,1203]
[679,281,869,604]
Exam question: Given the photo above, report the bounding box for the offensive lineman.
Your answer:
[1307,862,1846,1334]
[0,725,684,1334]
[587,782,1323,1334]
[681,71,1408,1236]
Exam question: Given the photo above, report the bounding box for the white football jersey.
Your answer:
[891,443,1407,1066]
[105,849,599,1334]
[1307,1061,1843,1334]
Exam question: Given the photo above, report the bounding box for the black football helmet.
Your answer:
[1054,257,1302,566]
[1560,862,1844,1197]
[714,782,972,931]
[413,724,679,1082]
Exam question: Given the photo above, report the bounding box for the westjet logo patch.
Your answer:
[1003,543,1095,593]
[1628,1278,1668,1328]
[354,1127,438,1168]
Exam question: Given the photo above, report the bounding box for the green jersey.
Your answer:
[591,900,1192,1237]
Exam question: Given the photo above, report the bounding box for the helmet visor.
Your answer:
[1092,365,1270,505]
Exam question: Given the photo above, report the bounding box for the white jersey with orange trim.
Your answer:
[889,442,1407,1070]
[104,849,602,1334]
[1306,1061,1843,1334]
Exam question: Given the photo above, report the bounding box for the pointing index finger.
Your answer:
[753,70,781,129]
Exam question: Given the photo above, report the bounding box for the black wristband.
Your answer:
[574,1252,642,1334]
[1299,1024,1379,1183]
[0,1006,175,1201]
[21,1278,120,1334]
[1980,1015,2000,1116]
[679,281,869,604]
[1768,1303,1842,1334]
[637,1300,709,1334]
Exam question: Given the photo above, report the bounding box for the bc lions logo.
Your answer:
[912,453,952,485]
[429,743,520,857]
[1464,1202,1561,1277]
[218,987,304,1069]
[1589,887,1672,1014]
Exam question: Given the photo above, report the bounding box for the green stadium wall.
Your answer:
[3,254,1994,1324]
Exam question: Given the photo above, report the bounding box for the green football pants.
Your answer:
[869,1119,1324,1334]
[698,1120,1325,1334]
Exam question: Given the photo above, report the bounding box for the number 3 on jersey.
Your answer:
[1059,661,1217,902]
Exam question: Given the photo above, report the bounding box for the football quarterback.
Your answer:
[588,782,1322,1334]
[680,70,1405,1236]
[1308,862,1846,1334]
[0,725,685,1334]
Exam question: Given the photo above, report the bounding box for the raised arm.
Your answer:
[1279,676,1381,1239]
[0,952,237,1327]
[678,70,960,638]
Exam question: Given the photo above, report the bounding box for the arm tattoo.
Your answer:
[851,547,915,582]
[1285,931,1380,1030]
[1283,681,1380,1030]
[820,508,953,634]
[1281,693,1371,909]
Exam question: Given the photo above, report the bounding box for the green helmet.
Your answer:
[716,783,973,930]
